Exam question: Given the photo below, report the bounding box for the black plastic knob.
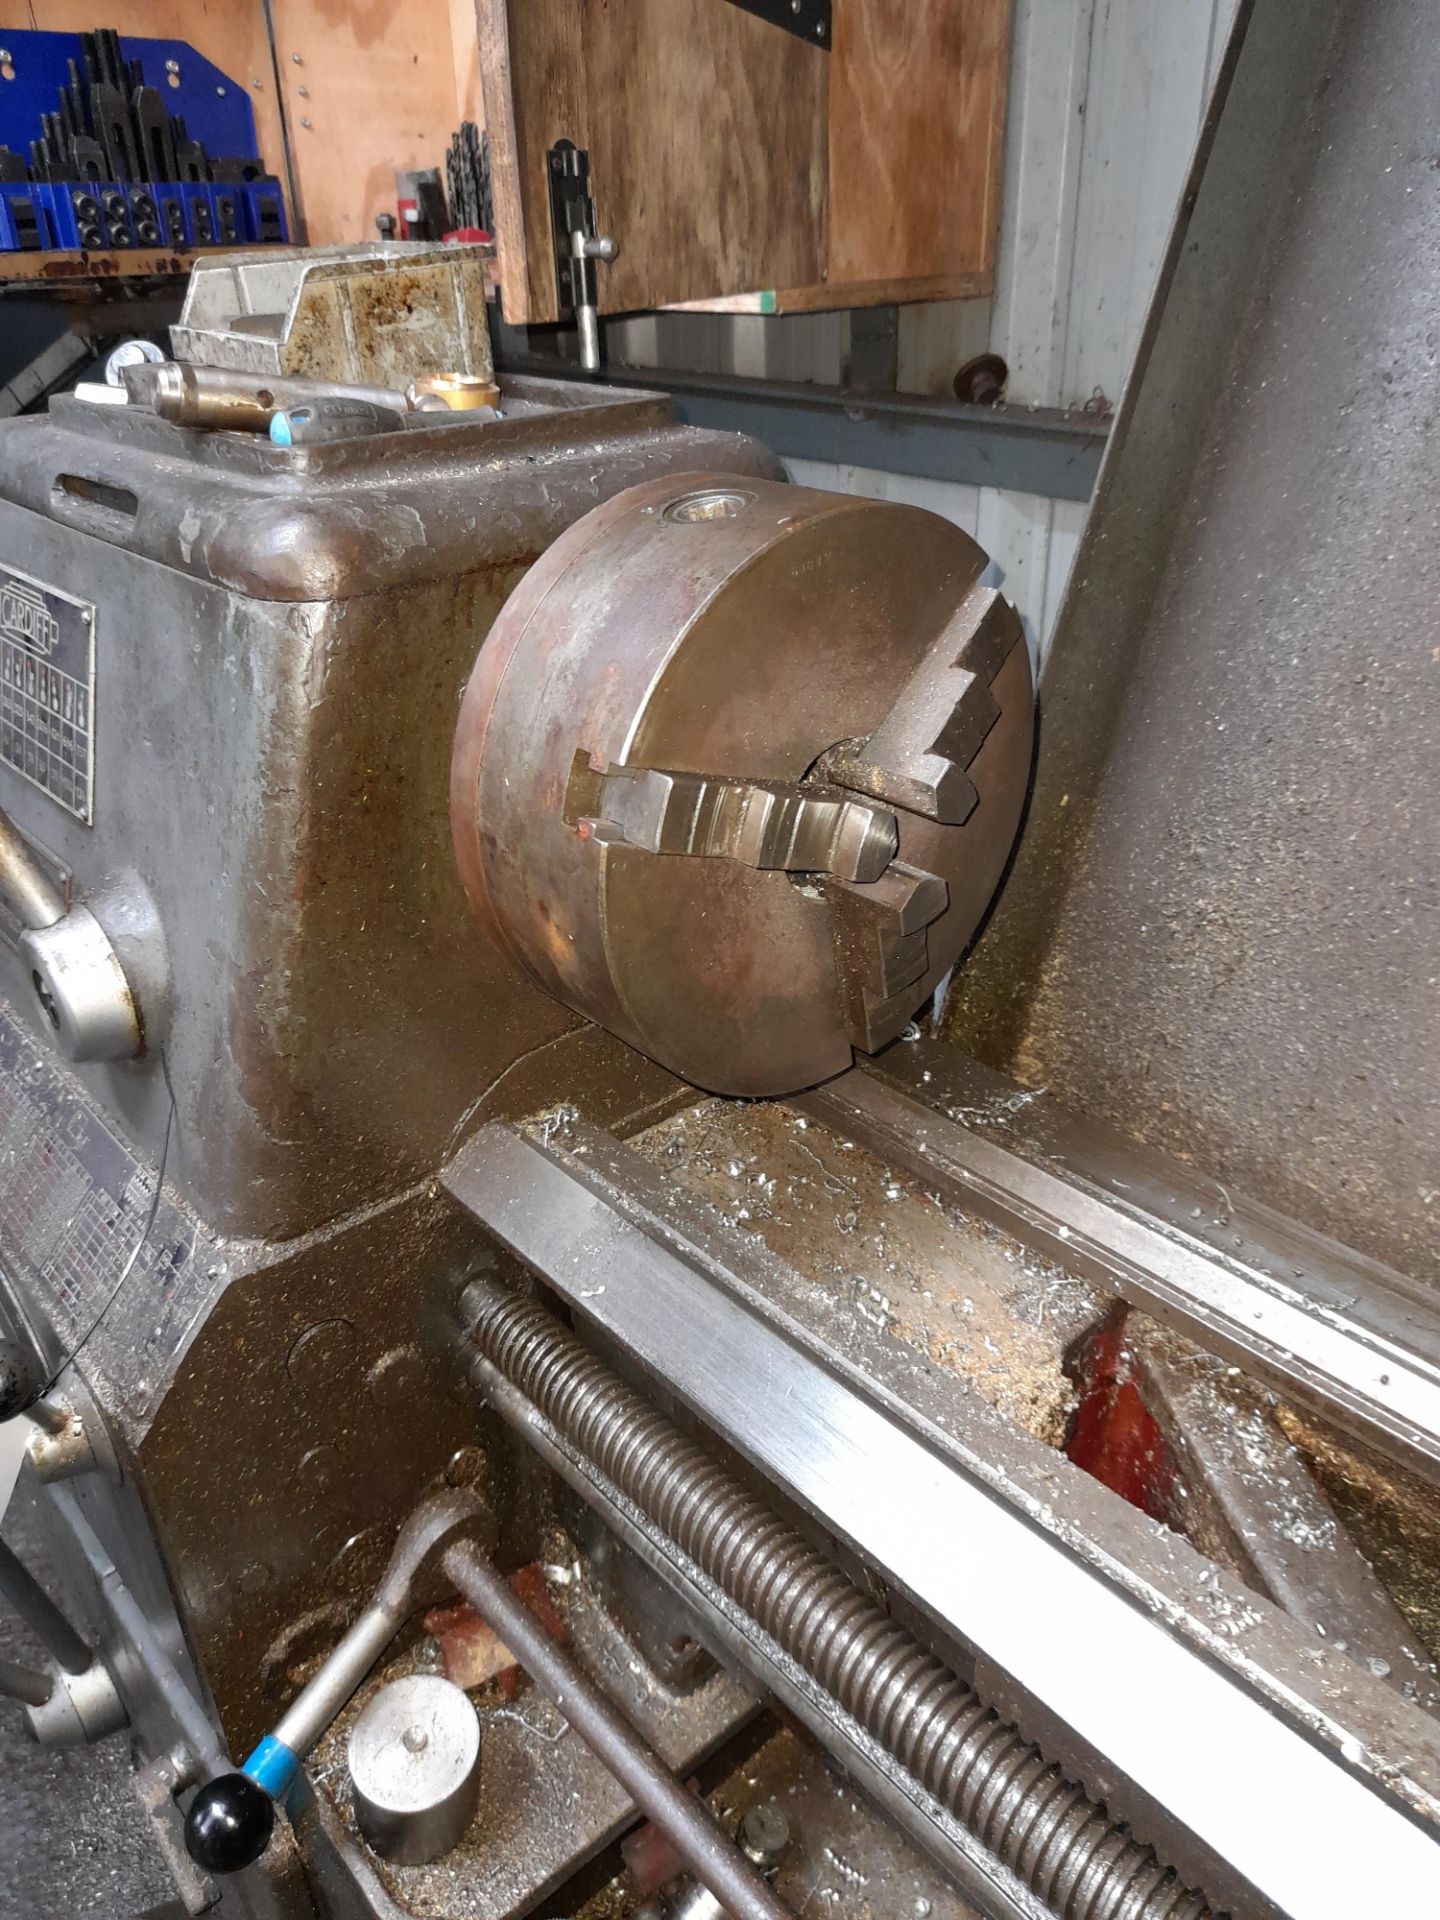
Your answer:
[184,1772,275,1874]
[0,1337,43,1422]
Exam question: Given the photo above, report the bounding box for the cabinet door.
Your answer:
[480,0,1011,323]
[480,0,827,324]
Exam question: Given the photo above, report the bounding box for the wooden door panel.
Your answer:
[829,0,1009,285]
[481,0,828,324]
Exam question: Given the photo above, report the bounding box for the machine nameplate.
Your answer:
[0,563,95,824]
[0,1006,207,1404]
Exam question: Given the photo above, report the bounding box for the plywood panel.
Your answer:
[448,0,484,132]
[266,0,465,244]
[480,0,827,325]
[657,0,1010,317]
[828,0,1010,285]
[6,0,289,219]
[671,270,991,316]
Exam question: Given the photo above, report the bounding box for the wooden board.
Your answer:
[4,1,290,223]
[265,0,469,245]
[828,0,1010,285]
[448,0,485,132]
[479,0,828,325]
[673,0,1011,313]
[667,271,993,316]
[0,240,239,284]
[4,0,484,246]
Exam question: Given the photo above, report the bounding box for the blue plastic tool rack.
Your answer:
[0,31,287,255]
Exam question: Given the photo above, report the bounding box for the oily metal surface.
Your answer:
[687,1724,982,1920]
[632,1094,1104,1448]
[945,0,1440,1286]
[0,1002,695,1758]
[824,1044,1440,1489]
[1277,1408,1440,1672]
[453,475,1032,1096]
[563,1723,984,1917]
[447,1121,1440,1915]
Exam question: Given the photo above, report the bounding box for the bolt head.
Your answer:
[739,1798,791,1869]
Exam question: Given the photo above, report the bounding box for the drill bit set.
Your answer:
[443,121,492,238]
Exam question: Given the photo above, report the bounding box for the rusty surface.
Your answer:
[171,248,494,388]
[696,1724,985,1920]
[453,473,1033,1097]
[632,1093,1104,1448]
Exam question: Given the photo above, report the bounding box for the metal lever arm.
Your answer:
[442,1539,794,1920]
[0,1535,92,1674]
[0,1655,53,1708]
[0,798,143,1063]
[0,806,64,931]
[184,1489,486,1875]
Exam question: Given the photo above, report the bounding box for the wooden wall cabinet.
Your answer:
[481,0,1013,321]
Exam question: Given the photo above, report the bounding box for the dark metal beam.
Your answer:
[613,366,1106,503]
[497,352,1106,502]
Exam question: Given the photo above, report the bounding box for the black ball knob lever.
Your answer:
[183,1772,276,1874]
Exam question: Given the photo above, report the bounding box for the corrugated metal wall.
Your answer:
[607,0,1242,658]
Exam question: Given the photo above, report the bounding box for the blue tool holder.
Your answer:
[0,30,287,253]
[0,183,50,250]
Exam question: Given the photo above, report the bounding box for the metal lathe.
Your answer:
[0,6,1437,1918]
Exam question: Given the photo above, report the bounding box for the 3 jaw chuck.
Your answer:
[451,473,1034,1096]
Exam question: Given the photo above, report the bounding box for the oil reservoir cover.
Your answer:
[451,473,1033,1096]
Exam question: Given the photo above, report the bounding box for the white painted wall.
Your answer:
[606,0,1242,658]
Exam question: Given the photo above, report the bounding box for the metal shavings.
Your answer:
[491,1706,570,1745]
[535,1103,580,1147]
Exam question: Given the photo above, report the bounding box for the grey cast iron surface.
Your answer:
[948,0,1440,1289]
[0,1497,175,1920]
